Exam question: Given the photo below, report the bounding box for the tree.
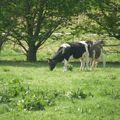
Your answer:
[1,0,83,62]
[86,0,120,40]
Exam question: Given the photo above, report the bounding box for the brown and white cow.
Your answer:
[89,40,106,69]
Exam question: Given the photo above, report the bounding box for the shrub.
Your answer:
[0,80,57,111]
[101,88,120,99]
[0,79,25,103]
[0,79,89,111]
[65,88,87,100]
[19,89,56,111]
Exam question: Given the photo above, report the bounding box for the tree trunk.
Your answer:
[27,46,37,62]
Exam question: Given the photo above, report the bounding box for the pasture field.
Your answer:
[0,61,120,120]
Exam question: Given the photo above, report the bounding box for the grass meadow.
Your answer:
[0,38,120,120]
[0,61,120,120]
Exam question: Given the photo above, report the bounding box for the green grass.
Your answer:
[0,61,120,120]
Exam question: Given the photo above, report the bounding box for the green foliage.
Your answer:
[0,79,25,103]
[70,88,87,99]
[1,0,84,61]
[101,87,120,99]
[64,88,88,100]
[1,0,119,62]
[86,0,120,39]
[20,89,60,111]
[19,91,46,111]
[0,77,88,111]
[0,79,57,111]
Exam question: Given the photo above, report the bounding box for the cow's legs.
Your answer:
[80,51,90,71]
[89,58,93,70]
[91,59,98,70]
[85,55,89,70]
[80,59,83,71]
[80,58,85,71]
[94,60,98,68]
[91,60,95,70]
[101,49,106,67]
[63,59,68,72]
[84,52,90,70]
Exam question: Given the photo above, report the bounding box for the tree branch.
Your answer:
[36,19,63,49]
[9,30,28,53]
[34,1,46,38]
[24,0,33,38]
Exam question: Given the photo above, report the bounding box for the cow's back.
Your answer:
[69,42,86,58]
[52,46,71,62]
[52,42,87,62]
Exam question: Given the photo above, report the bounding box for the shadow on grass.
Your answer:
[70,62,120,69]
[0,60,48,68]
[0,60,120,68]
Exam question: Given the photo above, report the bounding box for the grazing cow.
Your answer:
[48,41,90,71]
[89,40,106,69]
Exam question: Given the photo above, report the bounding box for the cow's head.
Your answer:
[95,40,104,45]
[86,41,93,50]
[48,59,57,71]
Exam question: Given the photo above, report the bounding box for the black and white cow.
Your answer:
[48,41,90,71]
[89,40,106,69]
